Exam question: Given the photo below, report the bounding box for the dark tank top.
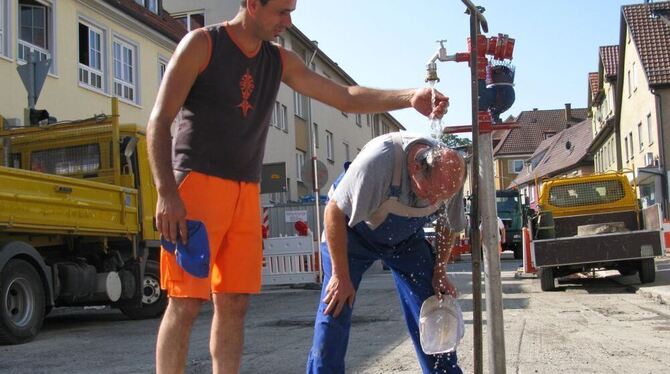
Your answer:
[173,24,283,182]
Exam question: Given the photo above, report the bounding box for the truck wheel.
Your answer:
[120,260,167,320]
[539,267,556,291]
[0,259,46,345]
[638,258,656,284]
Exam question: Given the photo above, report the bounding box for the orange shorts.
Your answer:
[160,171,262,299]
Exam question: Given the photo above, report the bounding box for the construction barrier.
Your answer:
[262,236,318,286]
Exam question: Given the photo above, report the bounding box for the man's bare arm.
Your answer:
[280,48,448,118]
[322,200,355,317]
[146,30,209,243]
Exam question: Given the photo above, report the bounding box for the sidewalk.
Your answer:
[621,256,670,304]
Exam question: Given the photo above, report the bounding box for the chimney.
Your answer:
[564,103,572,121]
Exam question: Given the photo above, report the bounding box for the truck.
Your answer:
[530,172,664,292]
[496,189,527,259]
[0,99,166,344]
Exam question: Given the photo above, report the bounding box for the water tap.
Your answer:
[425,40,448,83]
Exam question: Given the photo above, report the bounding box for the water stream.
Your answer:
[429,81,443,139]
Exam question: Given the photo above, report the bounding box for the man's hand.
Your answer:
[323,273,356,318]
[410,87,449,119]
[432,265,458,301]
[156,192,188,245]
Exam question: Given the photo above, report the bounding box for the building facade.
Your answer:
[492,105,588,191]
[589,45,619,174]
[162,0,404,203]
[0,0,184,127]
[617,3,670,211]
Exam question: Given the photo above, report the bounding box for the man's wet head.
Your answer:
[409,145,466,205]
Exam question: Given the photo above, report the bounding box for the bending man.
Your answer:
[307,133,466,374]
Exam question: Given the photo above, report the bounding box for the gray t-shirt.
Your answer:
[329,132,466,232]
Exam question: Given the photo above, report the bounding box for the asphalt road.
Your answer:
[2,258,670,373]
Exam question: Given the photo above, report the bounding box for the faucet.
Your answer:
[426,40,448,82]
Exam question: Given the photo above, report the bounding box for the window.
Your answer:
[174,11,204,31]
[543,132,555,140]
[158,56,168,83]
[647,114,653,145]
[281,104,288,132]
[638,122,644,152]
[113,37,138,103]
[632,61,638,91]
[31,144,100,175]
[629,131,634,158]
[624,136,629,161]
[293,90,305,118]
[78,22,104,91]
[343,142,350,162]
[627,70,632,97]
[18,0,54,66]
[312,123,319,148]
[135,0,158,14]
[355,114,362,127]
[326,131,334,161]
[296,151,305,182]
[382,122,389,134]
[275,35,285,47]
[509,159,523,174]
[0,0,8,57]
[270,101,279,127]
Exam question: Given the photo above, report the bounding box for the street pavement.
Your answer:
[2,254,670,373]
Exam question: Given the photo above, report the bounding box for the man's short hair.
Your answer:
[241,0,271,7]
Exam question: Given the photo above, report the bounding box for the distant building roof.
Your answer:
[623,2,670,86]
[599,45,619,80]
[493,106,588,157]
[510,118,593,188]
[103,0,187,43]
[589,72,600,101]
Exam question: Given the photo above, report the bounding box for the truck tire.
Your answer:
[638,258,656,284]
[0,259,46,345]
[539,267,556,291]
[120,260,167,320]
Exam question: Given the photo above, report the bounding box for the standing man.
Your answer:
[306,133,466,374]
[147,0,449,373]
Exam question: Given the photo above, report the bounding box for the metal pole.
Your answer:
[467,9,484,374]
[480,131,507,374]
[306,42,323,284]
[461,2,507,372]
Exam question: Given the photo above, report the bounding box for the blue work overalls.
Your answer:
[307,134,462,374]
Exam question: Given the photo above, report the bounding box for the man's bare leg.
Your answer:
[156,297,203,374]
[211,293,250,374]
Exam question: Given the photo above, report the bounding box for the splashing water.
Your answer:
[429,81,443,139]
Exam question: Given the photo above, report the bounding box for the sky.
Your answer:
[291,0,637,137]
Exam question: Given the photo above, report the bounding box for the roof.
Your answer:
[493,107,588,156]
[599,45,619,79]
[589,72,599,101]
[510,118,593,187]
[103,0,187,43]
[623,2,670,86]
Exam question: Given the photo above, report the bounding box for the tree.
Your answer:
[441,133,472,148]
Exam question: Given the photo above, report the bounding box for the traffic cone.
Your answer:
[522,227,536,274]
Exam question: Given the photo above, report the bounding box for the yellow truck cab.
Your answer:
[0,100,165,344]
[532,172,664,291]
